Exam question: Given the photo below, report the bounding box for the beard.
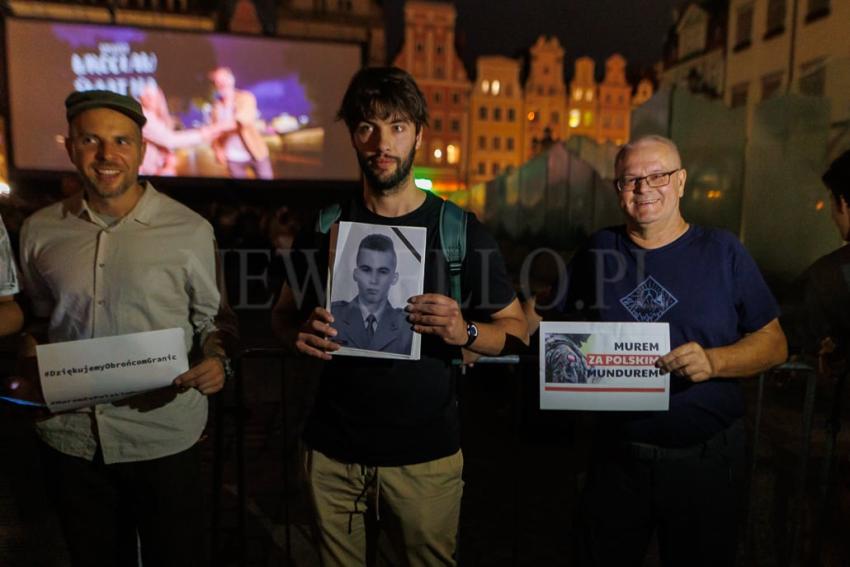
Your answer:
[357,145,417,195]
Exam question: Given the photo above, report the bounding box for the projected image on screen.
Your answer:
[6,19,361,181]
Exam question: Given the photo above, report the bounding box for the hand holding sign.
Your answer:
[36,328,189,412]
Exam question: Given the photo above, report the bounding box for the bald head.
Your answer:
[615,135,682,176]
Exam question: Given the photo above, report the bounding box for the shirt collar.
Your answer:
[63,181,159,226]
[357,295,388,324]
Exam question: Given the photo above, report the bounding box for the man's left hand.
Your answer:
[407,293,466,345]
[655,342,715,383]
[173,357,225,395]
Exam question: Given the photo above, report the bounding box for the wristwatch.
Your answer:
[464,321,479,347]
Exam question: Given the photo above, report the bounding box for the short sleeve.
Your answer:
[18,217,54,317]
[732,239,780,333]
[462,215,515,317]
[0,215,18,296]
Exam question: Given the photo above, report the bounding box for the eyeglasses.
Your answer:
[615,169,681,192]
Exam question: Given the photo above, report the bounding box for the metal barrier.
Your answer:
[210,352,843,567]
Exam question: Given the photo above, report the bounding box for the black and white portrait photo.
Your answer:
[327,221,426,360]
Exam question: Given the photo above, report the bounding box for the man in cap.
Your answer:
[17,90,236,567]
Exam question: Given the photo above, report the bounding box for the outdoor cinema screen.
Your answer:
[5,18,361,181]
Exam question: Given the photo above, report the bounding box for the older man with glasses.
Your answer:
[530,135,787,566]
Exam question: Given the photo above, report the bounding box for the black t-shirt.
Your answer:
[288,191,516,466]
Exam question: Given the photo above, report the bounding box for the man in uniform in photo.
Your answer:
[331,232,413,355]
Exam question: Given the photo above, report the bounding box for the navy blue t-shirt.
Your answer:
[551,225,779,447]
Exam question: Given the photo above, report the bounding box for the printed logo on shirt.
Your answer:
[619,276,678,322]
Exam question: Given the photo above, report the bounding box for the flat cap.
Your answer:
[65,90,147,128]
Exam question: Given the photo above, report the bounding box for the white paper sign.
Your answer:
[37,328,189,412]
[539,322,671,411]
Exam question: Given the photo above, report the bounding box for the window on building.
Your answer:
[586,90,594,102]
[433,118,443,132]
[574,88,583,101]
[761,71,783,100]
[528,111,539,122]
[550,111,559,124]
[765,0,786,37]
[735,4,754,50]
[478,136,486,150]
[537,86,544,96]
[505,84,513,97]
[436,44,444,55]
[548,87,556,96]
[492,80,501,96]
[481,80,490,94]
[492,162,501,175]
[492,137,501,150]
[569,109,581,128]
[432,144,443,163]
[479,106,488,120]
[543,66,550,75]
[799,60,826,96]
[450,119,460,132]
[507,108,516,121]
[583,111,594,127]
[605,94,612,104]
[434,91,442,104]
[447,144,460,164]
[435,67,445,79]
[506,137,515,151]
[337,0,352,11]
[493,107,502,121]
[618,94,625,105]
[730,82,749,108]
[452,92,460,104]
[415,42,424,53]
[602,116,611,128]
[478,162,486,175]
[615,115,623,128]
[806,0,830,22]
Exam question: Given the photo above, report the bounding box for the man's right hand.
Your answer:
[294,307,340,361]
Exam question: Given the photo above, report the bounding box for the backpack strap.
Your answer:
[315,203,342,234]
[439,199,468,305]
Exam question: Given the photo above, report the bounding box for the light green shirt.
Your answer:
[19,183,220,464]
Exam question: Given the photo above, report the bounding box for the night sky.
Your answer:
[383,0,687,81]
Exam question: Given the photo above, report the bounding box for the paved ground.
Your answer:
[2,316,850,566]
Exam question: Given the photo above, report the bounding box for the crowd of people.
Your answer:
[0,65,846,567]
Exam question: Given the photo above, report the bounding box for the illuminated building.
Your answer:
[632,77,656,108]
[725,0,850,143]
[393,0,471,192]
[277,0,386,66]
[523,36,567,160]
[469,56,524,184]
[597,54,631,145]
[567,56,597,141]
[659,2,726,98]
